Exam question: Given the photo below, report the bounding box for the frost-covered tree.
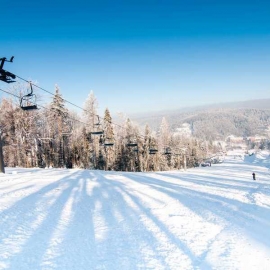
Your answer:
[83,91,100,168]
[158,117,172,170]
[103,108,115,170]
[47,85,69,167]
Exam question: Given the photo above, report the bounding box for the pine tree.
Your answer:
[83,91,100,168]
[48,85,69,167]
[103,108,115,170]
[158,117,171,170]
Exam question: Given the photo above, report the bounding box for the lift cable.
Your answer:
[4,74,184,153]
[0,86,171,153]
[2,58,154,148]
[14,74,153,141]
[0,87,195,157]
[0,87,88,126]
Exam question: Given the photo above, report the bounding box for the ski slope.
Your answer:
[0,152,270,270]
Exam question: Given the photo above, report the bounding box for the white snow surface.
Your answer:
[0,152,270,270]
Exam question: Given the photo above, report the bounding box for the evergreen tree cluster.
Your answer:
[0,86,219,171]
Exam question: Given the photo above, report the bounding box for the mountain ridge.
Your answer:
[128,98,270,140]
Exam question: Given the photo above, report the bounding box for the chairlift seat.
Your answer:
[127,143,137,147]
[104,143,114,147]
[91,131,104,135]
[21,104,38,111]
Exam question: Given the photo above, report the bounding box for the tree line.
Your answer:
[0,85,218,171]
[133,108,270,141]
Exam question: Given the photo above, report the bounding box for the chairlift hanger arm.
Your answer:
[0,56,14,69]
[0,56,16,83]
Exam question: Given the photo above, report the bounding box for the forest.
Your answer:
[134,107,270,141]
[0,84,220,172]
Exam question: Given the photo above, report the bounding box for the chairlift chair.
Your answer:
[127,143,138,147]
[104,142,114,147]
[104,137,114,147]
[127,139,138,147]
[91,115,104,135]
[149,144,158,154]
[163,147,172,155]
[20,82,38,111]
[149,149,158,155]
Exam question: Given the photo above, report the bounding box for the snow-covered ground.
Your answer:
[0,152,270,270]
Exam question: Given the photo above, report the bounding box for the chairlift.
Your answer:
[104,142,114,147]
[104,137,114,147]
[149,144,158,154]
[163,147,172,155]
[20,82,38,111]
[91,115,104,135]
[0,56,16,83]
[127,142,138,147]
[127,138,138,147]
[149,148,158,155]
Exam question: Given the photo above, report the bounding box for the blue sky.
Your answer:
[1,0,270,115]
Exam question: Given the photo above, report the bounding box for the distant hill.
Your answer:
[129,99,270,140]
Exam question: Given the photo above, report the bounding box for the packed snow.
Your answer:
[0,151,270,270]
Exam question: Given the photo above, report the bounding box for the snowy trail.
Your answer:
[0,155,270,269]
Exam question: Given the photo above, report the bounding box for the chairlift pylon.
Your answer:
[20,82,38,111]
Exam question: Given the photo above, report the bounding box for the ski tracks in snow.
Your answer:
[0,159,270,270]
